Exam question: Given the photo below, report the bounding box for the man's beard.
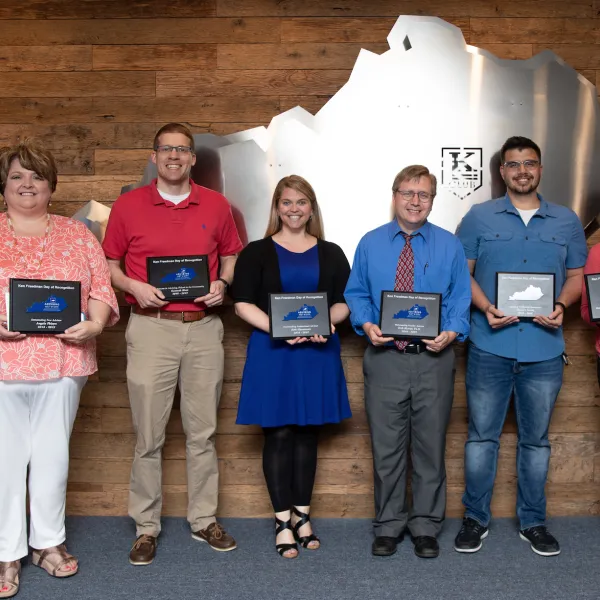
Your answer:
[505,175,539,195]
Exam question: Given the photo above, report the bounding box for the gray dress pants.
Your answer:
[364,345,455,538]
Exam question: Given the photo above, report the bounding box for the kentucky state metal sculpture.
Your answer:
[95,16,600,259]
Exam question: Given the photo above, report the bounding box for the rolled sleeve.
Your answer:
[441,239,471,341]
[344,240,376,336]
[566,213,588,269]
[102,197,128,260]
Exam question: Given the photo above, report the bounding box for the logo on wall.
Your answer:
[441,148,483,200]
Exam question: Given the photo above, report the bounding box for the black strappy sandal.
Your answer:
[275,517,299,558]
[292,507,321,549]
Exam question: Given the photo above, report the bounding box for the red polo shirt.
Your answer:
[102,179,243,311]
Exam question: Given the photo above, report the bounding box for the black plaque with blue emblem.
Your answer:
[379,291,442,340]
[8,278,81,334]
[147,255,210,301]
[268,292,331,340]
[584,273,600,322]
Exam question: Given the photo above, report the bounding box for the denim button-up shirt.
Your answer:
[456,194,587,362]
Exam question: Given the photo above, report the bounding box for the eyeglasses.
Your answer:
[154,145,194,155]
[394,190,433,203]
[503,160,540,170]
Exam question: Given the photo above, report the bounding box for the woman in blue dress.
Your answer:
[232,175,352,559]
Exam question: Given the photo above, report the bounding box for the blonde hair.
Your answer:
[0,139,58,195]
[392,164,437,197]
[264,175,325,239]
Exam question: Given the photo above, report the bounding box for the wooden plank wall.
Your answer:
[0,0,599,518]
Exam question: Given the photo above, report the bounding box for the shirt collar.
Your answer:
[387,219,431,242]
[151,179,200,206]
[493,193,556,218]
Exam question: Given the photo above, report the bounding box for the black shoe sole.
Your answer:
[519,532,560,557]
[454,529,489,553]
[414,548,439,559]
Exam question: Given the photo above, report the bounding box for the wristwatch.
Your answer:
[217,277,229,289]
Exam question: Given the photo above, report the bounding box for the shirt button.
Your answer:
[523,259,527,263]
[519,328,523,332]
[496,234,499,238]
[525,236,529,240]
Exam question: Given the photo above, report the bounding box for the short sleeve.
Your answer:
[231,242,262,305]
[102,197,129,260]
[217,201,243,257]
[455,206,480,261]
[566,212,588,269]
[84,228,120,327]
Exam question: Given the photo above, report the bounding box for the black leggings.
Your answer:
[262,425,320,513]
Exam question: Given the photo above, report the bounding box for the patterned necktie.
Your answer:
[394,232,414,350]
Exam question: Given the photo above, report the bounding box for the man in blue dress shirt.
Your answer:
[454,136,587,557]
[345,165,471,559]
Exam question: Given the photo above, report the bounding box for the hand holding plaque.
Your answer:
[269,292,331,340]
[147,255,210,301]
[379,291,442,340]
[8,279,82,334]
[495,272,555,318]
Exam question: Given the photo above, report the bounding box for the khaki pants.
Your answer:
[125,313,224,536]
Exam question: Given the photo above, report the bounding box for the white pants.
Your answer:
[0,376,86,561]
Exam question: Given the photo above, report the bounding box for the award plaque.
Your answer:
[379,291,442,340]
[496,272,555,318]
[585,273,600,322]
[147,255,210,301]
[269,292,331,340]
[8,279,81,334]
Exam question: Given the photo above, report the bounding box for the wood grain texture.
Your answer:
[0,18,281,45]
[217,42,388,69]
[216,0,594,19]
[156,69,351,96]
[93,45,217,71]
[532,43,600,68]
[0,45,92,71]
[0,0,216,19]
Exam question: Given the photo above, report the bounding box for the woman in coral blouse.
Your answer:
[581,243,600,386]
[0,141,119,598]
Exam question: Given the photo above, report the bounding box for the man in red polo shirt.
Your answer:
[102,123,243,565]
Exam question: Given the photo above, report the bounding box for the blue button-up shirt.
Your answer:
[456,194,587,362]
[344,220,471,341]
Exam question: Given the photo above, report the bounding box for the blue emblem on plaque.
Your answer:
[283,304,318,321]
[161,267,196,283]
[26,295,67,313]
[394,304,429,320]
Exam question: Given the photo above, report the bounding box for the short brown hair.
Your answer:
[392,165,437,198]
[153,123,195,153]
[264,175,325,239]
[0,139,58,195]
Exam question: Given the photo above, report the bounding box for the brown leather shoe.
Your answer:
[129,534,157,565]
[191,522,237,552]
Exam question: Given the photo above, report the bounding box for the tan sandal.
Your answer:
[0,561,21,598]
[31,544,78,578]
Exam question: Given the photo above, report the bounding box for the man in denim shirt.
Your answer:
[345,165,471,559]
[455,136,587,557]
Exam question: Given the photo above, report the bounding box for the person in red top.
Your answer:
[102,123,243,565]
[581,243,600,385]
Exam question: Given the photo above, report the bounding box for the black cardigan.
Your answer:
[231,237,351,313]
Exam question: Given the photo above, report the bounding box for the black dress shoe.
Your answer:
[372,536,398,556]
[413,536,439,558]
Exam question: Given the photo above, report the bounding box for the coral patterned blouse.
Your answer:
[0,214,119,381]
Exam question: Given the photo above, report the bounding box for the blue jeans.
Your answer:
[462,343,563,530]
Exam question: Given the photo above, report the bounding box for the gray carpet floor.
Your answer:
[13,516,600,600]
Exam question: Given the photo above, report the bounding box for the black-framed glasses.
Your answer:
[154,145,194,155]
[503,159,540,170]
[394,189,433,203]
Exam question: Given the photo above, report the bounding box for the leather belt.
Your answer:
[385,341,429,354]
[132,305,207,323]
